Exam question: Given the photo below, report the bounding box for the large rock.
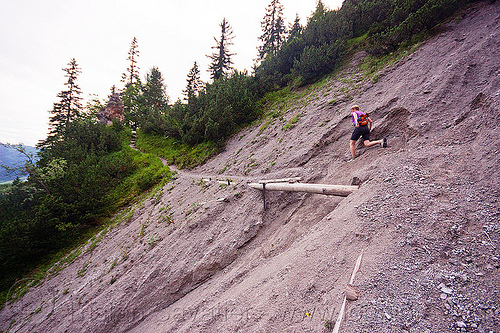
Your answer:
[98,91,124,124]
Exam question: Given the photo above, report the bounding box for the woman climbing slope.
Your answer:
[349,105,387,158]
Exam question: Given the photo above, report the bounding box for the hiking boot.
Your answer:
[381,138,388,148]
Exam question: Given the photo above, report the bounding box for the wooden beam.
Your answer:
[248,182,358,197]
[333,250,364,333]
[257,177,303,184]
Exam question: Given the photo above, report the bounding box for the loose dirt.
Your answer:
[1,1,499,332]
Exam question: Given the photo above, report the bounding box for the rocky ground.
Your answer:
[1,1,499,332]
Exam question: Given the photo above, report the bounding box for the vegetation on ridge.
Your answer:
[0,120,170,303]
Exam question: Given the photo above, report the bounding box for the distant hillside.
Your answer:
[0,144,38,182]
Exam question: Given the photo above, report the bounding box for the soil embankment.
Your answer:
[1,2,499,332]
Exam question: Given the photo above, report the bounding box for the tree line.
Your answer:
[116,0,478,145]
[0,0,477,300]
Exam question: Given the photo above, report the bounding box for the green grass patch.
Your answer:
[284,113,303,131]
[261,86,311,120]
[135,130,217,169]
[258,118,273,135]
[263,86,293,107]
[105,146,171,210]
[359,42,420,79]
[77,262,90,278]
[347,32,369,49]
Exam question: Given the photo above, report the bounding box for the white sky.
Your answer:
[0,0,343,146]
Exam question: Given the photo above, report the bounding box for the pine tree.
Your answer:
[41,58,82,146]
[143,67,169,109]
[121,37,140,86]
[183,61,204,100]
[309,0,326,23]
[289,13,303,38]
[138,67,169,133]
[258,0,287,61]
[121,79,142,129]
[208,18,235,81]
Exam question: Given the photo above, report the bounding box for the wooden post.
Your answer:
[262,183,266,210]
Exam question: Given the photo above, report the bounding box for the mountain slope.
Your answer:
[0,144,38,182]
[1,1,499,332]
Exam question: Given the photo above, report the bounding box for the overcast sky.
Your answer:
[0,0,343,146]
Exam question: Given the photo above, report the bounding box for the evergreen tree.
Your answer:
[143,67,168,109]
[309,0,326,23]
[121,37,140,86]
[41,58,82,147]
[208,18,235,81]
[183,61,204,100]
[258,0,287,61]
[139,67,169,133]
[289,13,303,38]
[121,79,143,129]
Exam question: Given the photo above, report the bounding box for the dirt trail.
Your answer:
[1,2,499,332]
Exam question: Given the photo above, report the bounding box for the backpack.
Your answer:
[357,113,368,126]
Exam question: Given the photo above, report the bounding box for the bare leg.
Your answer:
[350,140,357,157]
[363,139,383,147]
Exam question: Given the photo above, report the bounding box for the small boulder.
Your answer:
[346,284,360,301]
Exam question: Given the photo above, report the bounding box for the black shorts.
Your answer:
[350,125,370,141]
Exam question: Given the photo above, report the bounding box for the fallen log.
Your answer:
[248,182,358,197]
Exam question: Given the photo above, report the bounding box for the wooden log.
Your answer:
[257,177,303,184]
[248,182,358,197]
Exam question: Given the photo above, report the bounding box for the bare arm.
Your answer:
[352,112,359,127]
